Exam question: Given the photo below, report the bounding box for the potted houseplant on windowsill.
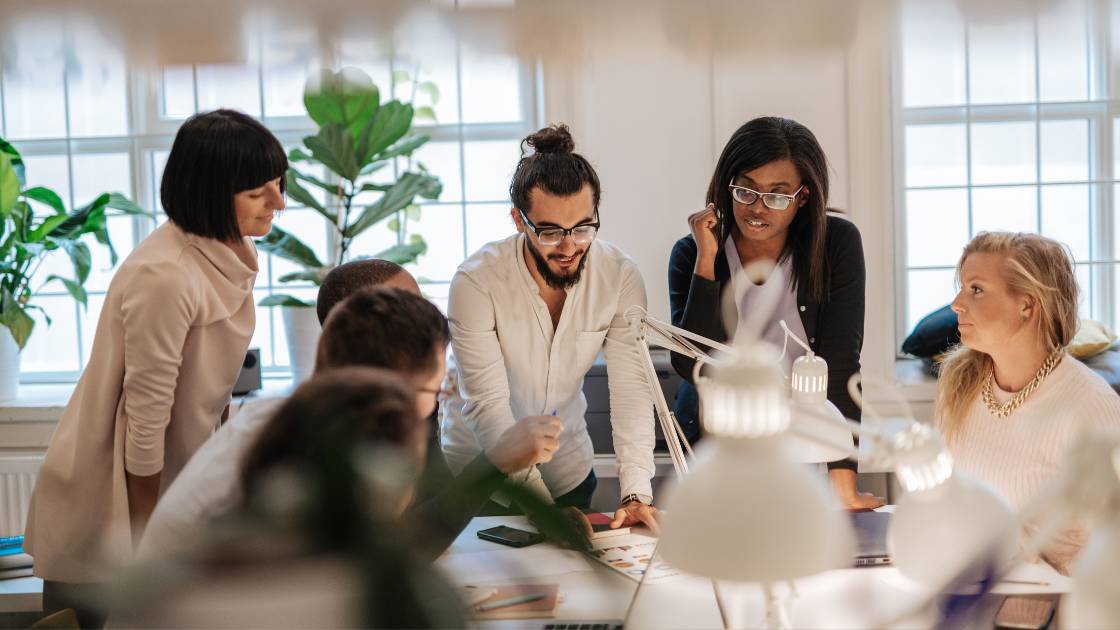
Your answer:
[257,67,441,381]
[0,138,148,400]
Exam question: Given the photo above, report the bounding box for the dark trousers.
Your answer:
[481,469,598,515]
[41,580,107,629]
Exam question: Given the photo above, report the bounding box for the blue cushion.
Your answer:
[902,305,960,359]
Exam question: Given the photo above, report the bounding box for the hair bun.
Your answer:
[525,124,575,155]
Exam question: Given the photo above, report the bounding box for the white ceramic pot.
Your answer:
[0,328,20,402]
[281,305,321,383]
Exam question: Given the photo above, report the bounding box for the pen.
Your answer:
[476,592,547,612]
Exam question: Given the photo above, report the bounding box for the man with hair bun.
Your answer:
[443,124,660,531]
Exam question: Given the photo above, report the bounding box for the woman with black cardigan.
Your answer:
[667,116,881,510]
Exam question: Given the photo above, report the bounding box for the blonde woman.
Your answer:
[939,231,1120,574]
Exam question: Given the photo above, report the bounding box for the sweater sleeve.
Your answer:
[668,236,723,384]
[120,260,198,476]
[818,219,866,472]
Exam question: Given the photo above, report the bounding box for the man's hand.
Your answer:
[485,416,564,474]
[610,500,661,535]
[829,468,884,511]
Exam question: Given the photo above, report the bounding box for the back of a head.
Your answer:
[316,259,410,324]
[509,123,602,214]
[316,287,449,376]
[240,366,421,500]
[161,108,288,242]
[937,231,1079,436]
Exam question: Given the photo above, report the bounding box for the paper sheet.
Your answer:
[587,533,688,584]
[436,546,593,583]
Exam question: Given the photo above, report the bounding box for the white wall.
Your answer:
[539,1,898,377]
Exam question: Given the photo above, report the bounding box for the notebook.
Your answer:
[470,584,561,621]
[851,510,892,567]
[586,513,631,539]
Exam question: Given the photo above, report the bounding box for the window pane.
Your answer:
[196,64,261,116]
[2,25,66,140]
[404,204,465,283]
[162,66,196,119]
[71,153,131,208]
[404,140,462,203]
[906,189,970,267]
[905,124,967,187]
[396,56,460,126]
[1040,119,1089,182]
[86,215,135,293]
[262,30,319,118]
[907,268,958,335]
[1038,0,1089,102]
[347,211,399,263]
[66,39,128,138]
[21,155,71,207]
[1041,185,1090,262]
[21,296,80,373]
[460,47,521,123]
[270,287,318,368]
[971,122,1037,185]
[251,289,275,367]
[421,281,451,314]
[465,203,515,254]
[968,17,1036,104]
[971,186,1038,234]
[1078,263,1091,320]
[463,140,521,201]
[337,40,393,102]
[148,150,171,213]
[901,0,967,107]
[79,294,107,367]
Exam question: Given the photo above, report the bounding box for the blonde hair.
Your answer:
[937,232,1079,439]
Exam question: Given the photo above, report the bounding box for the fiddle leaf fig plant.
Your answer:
[0,137,148,349]
[257,67,442,308]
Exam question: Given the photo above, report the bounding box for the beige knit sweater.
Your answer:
[24,221,258,583]
[937,354,1120,574]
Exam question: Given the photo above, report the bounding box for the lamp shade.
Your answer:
[787,398,855,464]
[889,472,1014,586]
[659,434,855,582]
[1064,514,1120,628]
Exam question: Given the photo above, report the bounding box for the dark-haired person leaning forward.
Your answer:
[442,124,660,531]
[23,109,286,627]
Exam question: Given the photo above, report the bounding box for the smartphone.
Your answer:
[476,525,544,548]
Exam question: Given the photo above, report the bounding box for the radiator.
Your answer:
[1,455,42,539]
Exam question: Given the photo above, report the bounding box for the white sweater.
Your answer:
[937,355,1120,574]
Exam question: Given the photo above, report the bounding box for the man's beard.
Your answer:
[525,237,590,290]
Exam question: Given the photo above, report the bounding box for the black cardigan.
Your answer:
[667,215,866,471]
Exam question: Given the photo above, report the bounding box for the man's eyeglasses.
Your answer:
[728,179,805,211]
[517,208,600,246]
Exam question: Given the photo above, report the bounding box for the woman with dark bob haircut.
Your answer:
[25,108,286,626]
[667,116,880,510]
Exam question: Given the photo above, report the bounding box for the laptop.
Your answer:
[852,510,893,567]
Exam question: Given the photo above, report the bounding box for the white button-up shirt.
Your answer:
[441,233,656,503]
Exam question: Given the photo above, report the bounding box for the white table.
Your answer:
[437,516,1069,629]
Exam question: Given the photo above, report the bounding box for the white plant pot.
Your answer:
[281,306,321,383]
[0,328,20,402]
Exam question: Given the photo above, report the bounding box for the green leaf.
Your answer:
[358,182,393,194]
[27,214,70,242]
[22,187,66,216]
[48,193,110,239]
[44,275,88,307]
[305,124,360,182]
[405,204,421,221]
[289,147,315,162]
[358,160,388,177]
[277,269,325,284]
[413,105,437,123]
[0,139,25,187]
[255,226,325,269]
[105,193,150,216]
[0,290,35,350]
[364,102,414,160]
[284,170,337,223]
[59,240,92,284]
[391,69,411,87]
[386,217,400,233]
[0,153,20,217]
[258,294,315,308]
[345,172,441,239]
[303,67,380,142]
[372,240,426,265]
[416,81,441,106]
[291,168,341,198]
[378,134,430,161]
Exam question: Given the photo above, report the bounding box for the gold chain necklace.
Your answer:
[981,350,1063,419]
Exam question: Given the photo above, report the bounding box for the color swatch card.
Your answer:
[587,533,686,584]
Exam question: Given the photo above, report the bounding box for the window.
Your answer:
[895,0,1115,347]
[2,21,537,381]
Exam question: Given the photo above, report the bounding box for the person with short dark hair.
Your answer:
[668,116,879,509]
[25,108,286,626]
[442,124,661,531]
[315,259,420,324]
[141,283,561,560]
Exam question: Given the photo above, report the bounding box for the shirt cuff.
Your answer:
[618,470,654,505]
[124,431,165,477]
